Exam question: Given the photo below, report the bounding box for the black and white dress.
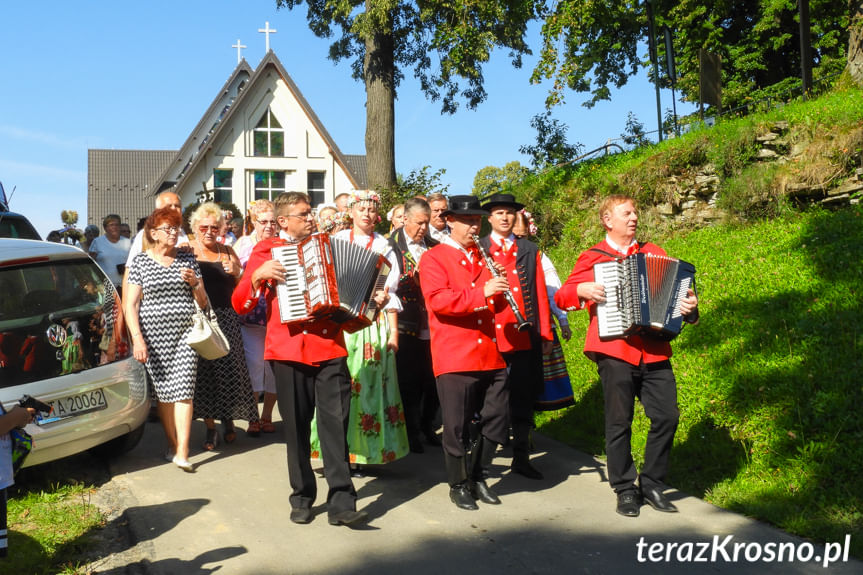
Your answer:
[192,259,258,423]
[127,251,199,403]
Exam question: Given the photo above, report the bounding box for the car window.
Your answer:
[0,259,130,388]
[0,215,41,240]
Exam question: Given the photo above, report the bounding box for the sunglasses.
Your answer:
[155,226,179,234]
[198,225,220,233]
[256,219,277,226]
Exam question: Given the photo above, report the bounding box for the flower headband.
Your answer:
[519,208,538,236]
[347,189,381,208]
[317,210,350,233]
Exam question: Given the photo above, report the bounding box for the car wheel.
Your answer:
[89,423,146,459]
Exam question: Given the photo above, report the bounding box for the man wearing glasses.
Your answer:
[232,192,367,527]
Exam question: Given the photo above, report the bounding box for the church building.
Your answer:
[88,31,366,228]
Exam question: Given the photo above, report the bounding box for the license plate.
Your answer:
[39,388,108,423]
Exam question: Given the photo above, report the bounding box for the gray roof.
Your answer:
[343,155,368,190]
[87,149,176,227]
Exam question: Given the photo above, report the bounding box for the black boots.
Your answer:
[511,423,543,480]
[470,436,501,504]
[445,453,478,510]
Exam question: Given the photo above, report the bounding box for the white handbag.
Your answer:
[186,301,230,360]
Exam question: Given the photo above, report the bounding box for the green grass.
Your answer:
[2,455,111,575]
[539,204,863,557]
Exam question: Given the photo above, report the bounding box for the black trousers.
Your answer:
[503,338,544,427]
[436,369,509,458]
[272,358,356,515]
[395,334,439,439]
[596,355,679,493]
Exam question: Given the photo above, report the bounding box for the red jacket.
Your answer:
[419,243,507,377]
[231,237,347,366]
[483,236,553,353]
[555,239,673,366]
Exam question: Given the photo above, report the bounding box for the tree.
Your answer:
[472,161,531,199]
[518,111,582,169]
[850,1,863,87]
[276,0,541,192]
[532,0,850,112]
[621,112,649,150]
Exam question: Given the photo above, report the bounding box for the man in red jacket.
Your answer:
[419,195,511,510]
[478,193,554,480]
[555,194,698,518]
[232,192,366,527]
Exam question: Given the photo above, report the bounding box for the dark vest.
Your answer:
[388,229,439,337]
[478,235,543,335]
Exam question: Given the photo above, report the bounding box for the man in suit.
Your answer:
[426,192,450,242]
[420,195,511,510]
[232,191,367,527]
[479,193,554,480]
[555,194,698,517]
[388,198,441,453]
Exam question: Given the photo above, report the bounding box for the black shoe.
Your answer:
[449,484,479,510]
[328,509,368,526]
[511,456,544,480]
[408,435,425,453]
[470,480,501,505]
[290,507,312,524]
[616,491,641,517]
[423,427,442,446]
[641,486,678,513]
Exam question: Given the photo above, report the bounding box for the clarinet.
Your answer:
[472,234,532,332]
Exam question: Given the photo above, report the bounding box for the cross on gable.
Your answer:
[232,39,247,64]
[258,21,277,53]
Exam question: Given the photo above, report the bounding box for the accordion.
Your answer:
[271,233,391,333]
[593,252,696,341]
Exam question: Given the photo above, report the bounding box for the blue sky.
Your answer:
[1,1,694,238]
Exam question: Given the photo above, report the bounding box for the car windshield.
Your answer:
[0,259,129,388]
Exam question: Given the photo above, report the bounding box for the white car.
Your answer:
[0,238,148,467]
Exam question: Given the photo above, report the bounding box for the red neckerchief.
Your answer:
[350,229,375,250]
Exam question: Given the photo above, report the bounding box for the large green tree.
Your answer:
[532,0,850,112]
[850,1,863,86]
[276,0,541,191]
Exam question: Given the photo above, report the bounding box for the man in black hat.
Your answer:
[419,195,511,510]
[388,198,441,452]
[479,193,554,480]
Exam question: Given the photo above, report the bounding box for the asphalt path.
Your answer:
[86,408,861,575]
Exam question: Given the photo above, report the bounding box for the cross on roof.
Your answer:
[258,21,277,53]
[232,39,247,64]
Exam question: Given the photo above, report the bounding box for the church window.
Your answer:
[254,109,284,157]
[213,169,232,203]
[254,170,286,200]
[307,171,326,206]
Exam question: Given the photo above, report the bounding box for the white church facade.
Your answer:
[88,37,365,228]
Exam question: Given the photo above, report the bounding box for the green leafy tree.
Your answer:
[276,0,541,192]
[472,161,531,199]
[519,111,582,169]
[533,0,850,112]
[850,1,863,87]
[621,112,649,150]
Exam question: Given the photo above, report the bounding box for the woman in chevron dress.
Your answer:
[125,207,209,472]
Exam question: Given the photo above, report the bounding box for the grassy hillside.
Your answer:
[533,84,863,556]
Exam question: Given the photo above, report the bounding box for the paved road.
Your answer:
[88,409,860,575]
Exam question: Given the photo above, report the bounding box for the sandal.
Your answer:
[223,420,237,444]
[203,427,219,451]
[261,418,276,433]
[247,419,261,437]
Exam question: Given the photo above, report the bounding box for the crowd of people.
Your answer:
[75,187,698,526]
